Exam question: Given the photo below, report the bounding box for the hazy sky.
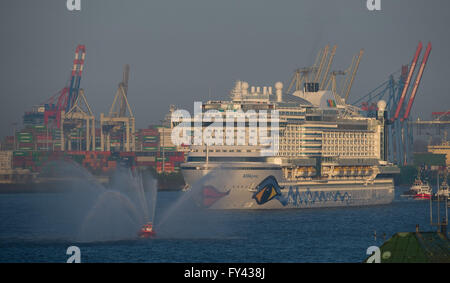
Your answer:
[1,0,449,137]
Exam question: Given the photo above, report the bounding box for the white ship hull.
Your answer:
[181,162,395,209]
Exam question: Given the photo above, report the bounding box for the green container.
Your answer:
[13,151,27,156]
[143,135,157,138]
[143,147,158,151]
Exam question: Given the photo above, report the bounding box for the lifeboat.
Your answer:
[138,222,156,238]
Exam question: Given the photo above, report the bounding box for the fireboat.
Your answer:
[139,222,156,238]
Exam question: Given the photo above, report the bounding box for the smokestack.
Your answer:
[241,81,249,95]
[275,82,283,102]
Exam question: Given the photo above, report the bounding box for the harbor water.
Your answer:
[1,186,445,263]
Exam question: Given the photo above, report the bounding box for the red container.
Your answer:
[119,152,136,157]
[136,161,156,167]
[142,142,158,147]
[19,142,34,146]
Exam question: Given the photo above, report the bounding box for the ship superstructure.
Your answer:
[173,79,399,209]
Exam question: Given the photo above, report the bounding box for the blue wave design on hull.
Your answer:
[251,176,352,207]
[282,187,351,207]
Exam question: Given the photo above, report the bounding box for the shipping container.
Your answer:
[136,156,156,162]
[143,147,158,151]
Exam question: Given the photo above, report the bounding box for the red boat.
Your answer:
[413,187,432,200]
[138,222,156,238]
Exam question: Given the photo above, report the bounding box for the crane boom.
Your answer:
[343,49,364,102]
[119,64,130,117]
[402,42,432,121]
[66,45,86,112]
[320,45,337,89]
[391,42,422,122]
[287,69,301,94]
[314,45,329,83]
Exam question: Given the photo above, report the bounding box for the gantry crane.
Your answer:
[100,64,136,152]
[353,42,432,165]
[286,45,337,94]
[320,45,337,89]
[402,42,432,122]
[313,45,329,84]
[42,45,95,151]
[342,49,364,102]
[391,42,423,123]
[286,67,316,93]
[60,88,95,151]
[44,45,87,129]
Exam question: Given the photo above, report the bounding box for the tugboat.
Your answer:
[138,222,156,238]
[403,175,431,197]
[414,186,432,200]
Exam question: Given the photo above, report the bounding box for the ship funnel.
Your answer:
[275,82,283,102]
[242,82,249,95]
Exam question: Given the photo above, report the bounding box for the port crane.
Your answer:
[286,45,336,93]
[100,64,136,152]
[43,45,87,128]
[352,42,432,165]
[342,49,364,103]
[42,45,95,151]
[286,45,363,110]
[391,42,423,123]
[402,42,432,122]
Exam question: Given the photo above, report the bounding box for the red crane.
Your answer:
[390,42,423,122]
[401,42,432,122]
[43,45,86,128]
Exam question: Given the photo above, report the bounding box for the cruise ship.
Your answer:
[172,80,399,209]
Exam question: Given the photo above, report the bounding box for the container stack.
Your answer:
[17,130,34,151]
[110,133,123,151]
[135,152,156,167]
[12,151,33,171]
[52,128,62,151]
[137,128,160,152]
[155,151,184,173]
[0,151,13,170]
[34,125,52,151]
[1,136,15,151]
[95,128,102,151]
[81,151,116,174]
